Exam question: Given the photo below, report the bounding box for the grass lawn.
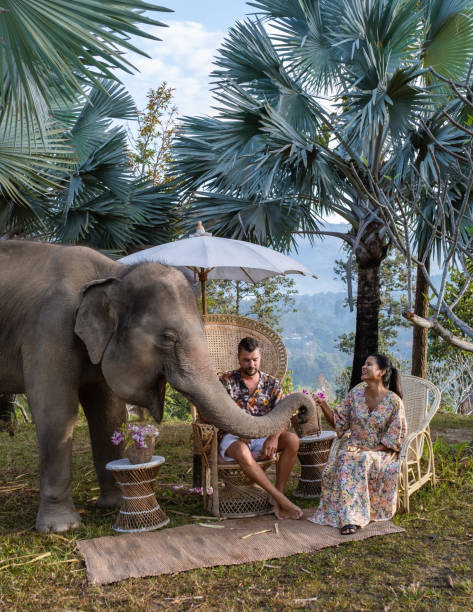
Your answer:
[0,412,472,611]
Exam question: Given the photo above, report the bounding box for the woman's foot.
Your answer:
[340,524,359,535]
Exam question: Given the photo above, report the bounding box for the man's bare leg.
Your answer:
[226,440,303,520]
[275,431,300,493]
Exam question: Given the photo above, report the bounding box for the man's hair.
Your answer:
[238,336,260,354]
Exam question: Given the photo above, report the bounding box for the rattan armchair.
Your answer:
[192,314,287,518]
[397,374,441,512]
[326,374,441,513]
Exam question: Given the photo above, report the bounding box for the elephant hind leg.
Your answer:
[79,382,126,508]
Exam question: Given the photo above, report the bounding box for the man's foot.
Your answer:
[269,495,303,520]
[340,524,359,535]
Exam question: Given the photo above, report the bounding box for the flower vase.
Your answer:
[125,435,156,464]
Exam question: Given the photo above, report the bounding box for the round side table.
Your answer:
[293,431,337,498]
[106,456,169,533]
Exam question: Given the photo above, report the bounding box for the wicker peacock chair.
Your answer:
[192,314,288,518]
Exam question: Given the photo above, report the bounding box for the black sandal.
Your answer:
[340,524,359,535]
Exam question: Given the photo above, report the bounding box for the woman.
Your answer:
[310,354,407,535]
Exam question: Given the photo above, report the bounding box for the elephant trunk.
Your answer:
[180,378,316,438]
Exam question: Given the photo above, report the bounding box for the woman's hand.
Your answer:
[314,397,335,428]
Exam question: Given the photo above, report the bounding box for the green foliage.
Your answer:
[3,79,180,253]
[334,366,352,401]
[173,0,473,244]
[205,275,298,332]
[281,370,294,395]
[163,384,192,422]
[428,351,473,414]
[430,267,473,361]
[129,83,178,184]
[170,0,473,380]
[0,0,171,205]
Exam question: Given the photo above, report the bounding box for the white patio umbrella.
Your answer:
[119,222,317,314]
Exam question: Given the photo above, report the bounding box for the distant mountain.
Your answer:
[280,291,413,388]
[280,292,354,387]
[282,223,417,388]
[289,223,350,294]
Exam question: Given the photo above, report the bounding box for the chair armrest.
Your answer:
[398,427,433,460]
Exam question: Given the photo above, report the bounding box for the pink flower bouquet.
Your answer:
[111,423,160,450]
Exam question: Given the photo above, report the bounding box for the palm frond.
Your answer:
[212,19,292,99]
[0,0,171,130]
[0,118,73,204]
[180,191,320,252]
[247,0,307,21]
[424,0,473,80]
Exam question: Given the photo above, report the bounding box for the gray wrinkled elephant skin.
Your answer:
[0,241,315,532]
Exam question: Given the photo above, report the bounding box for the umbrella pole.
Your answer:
[200,269,207,315]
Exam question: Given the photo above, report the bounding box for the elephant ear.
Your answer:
[74,278,119,365]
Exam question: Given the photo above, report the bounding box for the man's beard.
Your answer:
[242,366,257,376]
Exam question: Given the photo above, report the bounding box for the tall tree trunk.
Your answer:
[350,262,382,388]
[349,220,388,389]
[411,260,430,378]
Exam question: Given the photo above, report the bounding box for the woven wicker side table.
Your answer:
[293,431,337,498]
[106,456,169,533]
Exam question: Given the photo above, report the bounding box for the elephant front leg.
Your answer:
[79,382,127,509]
[29,391,81,533]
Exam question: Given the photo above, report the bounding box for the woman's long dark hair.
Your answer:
[370,353,403,399]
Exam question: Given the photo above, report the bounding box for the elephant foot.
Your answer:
[36,501,81,533]
[96,489,122,508]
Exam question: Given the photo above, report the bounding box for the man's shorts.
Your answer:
[219,433,268,462]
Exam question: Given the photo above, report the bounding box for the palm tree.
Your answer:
[3,80,179,253]
[171,0,473,385]
[0,0,172,208]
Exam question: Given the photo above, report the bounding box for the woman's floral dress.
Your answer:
[310,383,407,528]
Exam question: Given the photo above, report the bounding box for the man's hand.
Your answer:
[262,433,280,458]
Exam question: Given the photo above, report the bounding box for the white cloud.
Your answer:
[120,20,224,118]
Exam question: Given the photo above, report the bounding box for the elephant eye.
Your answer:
[161,330,178,344]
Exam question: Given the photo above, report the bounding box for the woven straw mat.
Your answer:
[77,510,403,584]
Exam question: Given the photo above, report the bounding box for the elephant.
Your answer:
[0,240,315,532]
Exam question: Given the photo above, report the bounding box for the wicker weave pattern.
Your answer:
[106,458,169,532]
[193,314,288,518]
[327,374,441,513]
[398,375,439,434]
[202,314,287,381]
[294,432,336,498]
[217,459,275,517]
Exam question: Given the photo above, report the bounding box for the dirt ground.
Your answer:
[431,427,473,444]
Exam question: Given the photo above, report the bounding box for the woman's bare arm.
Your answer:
[315,398,335,428]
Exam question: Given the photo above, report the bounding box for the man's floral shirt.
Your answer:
[219,369,282,416]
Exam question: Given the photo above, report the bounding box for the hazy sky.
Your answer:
[121,1,253,118]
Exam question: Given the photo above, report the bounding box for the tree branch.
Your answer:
[403,311,473,352]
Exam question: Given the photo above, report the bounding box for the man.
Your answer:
[219,336,303,520]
